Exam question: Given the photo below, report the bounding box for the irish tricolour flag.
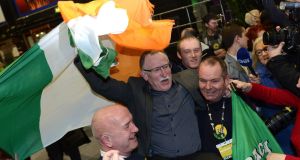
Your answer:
[0,0,173,159]
[0,23,114,160]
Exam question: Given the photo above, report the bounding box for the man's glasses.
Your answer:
[255,47,268,56]
[143,63,172,73]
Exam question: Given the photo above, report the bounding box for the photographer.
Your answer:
[261,0,300,96]
[266,42,300,97]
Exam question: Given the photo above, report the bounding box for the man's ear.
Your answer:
[234,35,240,44]
[177,51,182,60]
[101,134,113,148]
[140,71,149,81]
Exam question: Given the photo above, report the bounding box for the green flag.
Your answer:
[232,91,283,160]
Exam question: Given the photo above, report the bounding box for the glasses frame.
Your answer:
[255,47,268,56]
[143,63,172,73]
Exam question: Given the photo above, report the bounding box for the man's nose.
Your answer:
[191,51,196,57]
[160,67,168,76]
[205,82,212,89]
[131,123,139,132]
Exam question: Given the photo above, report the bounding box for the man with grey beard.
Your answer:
[76,51,220,160]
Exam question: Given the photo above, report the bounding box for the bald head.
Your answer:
[92,104,129,140]
[91,104,138,155]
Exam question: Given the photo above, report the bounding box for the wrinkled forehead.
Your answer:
[143,52,169,68]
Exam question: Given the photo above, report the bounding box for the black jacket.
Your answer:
[267,55,300,96]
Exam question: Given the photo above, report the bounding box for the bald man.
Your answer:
[91,104,143,160]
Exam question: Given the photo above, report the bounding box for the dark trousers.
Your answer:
[46,139,81,160]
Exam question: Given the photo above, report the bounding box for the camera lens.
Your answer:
[265,107,296,134]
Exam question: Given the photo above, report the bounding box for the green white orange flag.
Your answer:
[0,23,113,159]
[0,0,173,159]
[232,91,283,159]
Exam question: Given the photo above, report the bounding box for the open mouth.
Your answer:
[160,77,170,84]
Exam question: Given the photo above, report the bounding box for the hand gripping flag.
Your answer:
[232,91,283,160]
[0,0,173,159]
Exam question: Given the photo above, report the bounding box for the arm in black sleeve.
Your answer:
[262,0,290,26]
[74,57,133,106]
[266,55,300,96]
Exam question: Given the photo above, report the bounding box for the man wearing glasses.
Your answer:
[75,51,220,160]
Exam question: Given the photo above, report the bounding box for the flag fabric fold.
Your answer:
[58,0,174,79]
[232,91,283,160]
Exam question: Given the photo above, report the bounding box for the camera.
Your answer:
[265,107,296,134]
[263,1,300,53]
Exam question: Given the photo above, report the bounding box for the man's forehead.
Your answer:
[209,19,218,23]
[180,38,200,47]
[144,53,168,64]
[199,63,222,74]
[118,114,132,127]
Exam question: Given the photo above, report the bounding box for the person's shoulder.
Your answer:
[128,76,147,88]
[199,30,207,39]
[174,68,197,75]
[173,69,198,81]
[128,76,144,81]
[224,54,235,63]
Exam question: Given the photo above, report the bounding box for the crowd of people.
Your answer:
[84,1,300,159]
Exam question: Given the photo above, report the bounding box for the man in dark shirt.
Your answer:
[76,51,221,159]
[197,56,233,159]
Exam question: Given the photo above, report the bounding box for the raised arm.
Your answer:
[74,57,133,106]
[231,80,300,108]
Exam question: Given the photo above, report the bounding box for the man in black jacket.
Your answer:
[266,42,300,97]
[76,51,221,160]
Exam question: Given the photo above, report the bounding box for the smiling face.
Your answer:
[198,59,229,103]
[109,107,139,156]
[92,105,139,156]
[177,37,202,69]
[141,52,172,91]
[254,40,269,65]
